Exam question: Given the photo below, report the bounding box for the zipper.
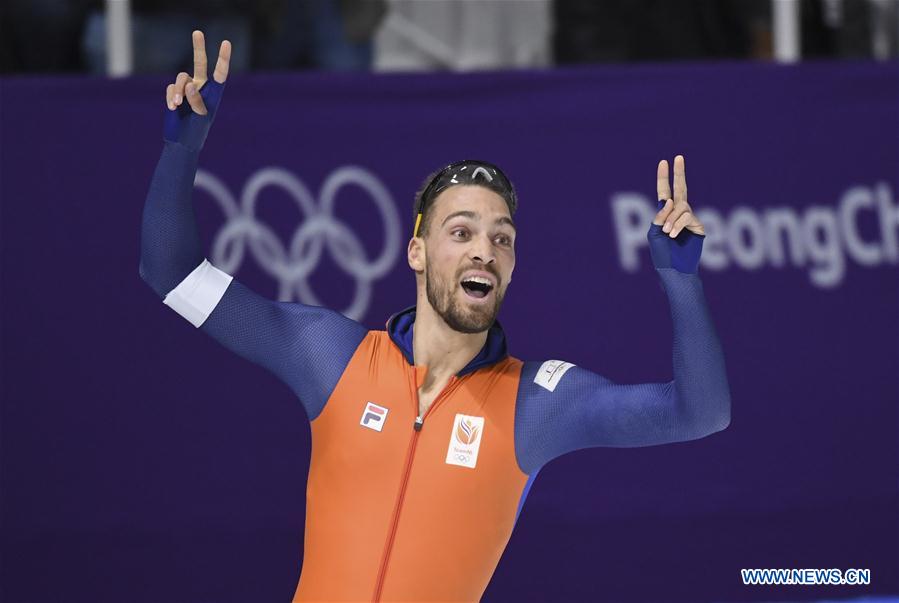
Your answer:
[371,367,461,602]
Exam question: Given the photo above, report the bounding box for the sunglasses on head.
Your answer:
[414,160,516,238]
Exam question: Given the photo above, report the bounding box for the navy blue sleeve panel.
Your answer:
[648,222,705,274]
[140,75,226,295]
[139,140,368,421]
[138,141,205,297]
[648,197,706,275]
[513,268,731,476]
[200,281,369,421]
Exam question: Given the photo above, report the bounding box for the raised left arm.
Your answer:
[513,156,731,475]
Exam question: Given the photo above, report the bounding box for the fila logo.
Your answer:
[445,414,485,469]
[360,402,389,432]
[534,359,576,392]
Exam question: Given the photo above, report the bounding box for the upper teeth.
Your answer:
[464,276,493,287]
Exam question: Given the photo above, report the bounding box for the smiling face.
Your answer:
[411,185,516,334]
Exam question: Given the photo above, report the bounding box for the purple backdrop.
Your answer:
[1,61,897,602]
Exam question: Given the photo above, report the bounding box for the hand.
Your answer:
[654,155,705,238]
[162,30,231,151]
[165,30,230,114]
[647,154,705,274]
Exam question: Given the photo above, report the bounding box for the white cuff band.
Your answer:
[163,259,234,327]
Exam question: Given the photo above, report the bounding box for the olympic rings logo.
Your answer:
[454,453,471,463]
[194,166,402,321]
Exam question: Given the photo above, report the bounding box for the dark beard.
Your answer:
[425,260,503,334]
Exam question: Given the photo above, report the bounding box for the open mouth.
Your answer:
[460,277,495,300]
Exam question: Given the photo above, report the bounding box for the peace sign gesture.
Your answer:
[162,30,231,152]
[166,30,231,114]
[654,155,706,238]
[646,154,706,274]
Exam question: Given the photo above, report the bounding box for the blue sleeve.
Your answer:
[199,281,369,421]
[513,219,730,475]
[139,82,367,421]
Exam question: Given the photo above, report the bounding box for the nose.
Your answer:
[468,232,496,265]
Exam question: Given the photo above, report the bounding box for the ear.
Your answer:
[408,236,426,272]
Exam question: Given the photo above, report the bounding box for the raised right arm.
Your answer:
[138,32,368,421]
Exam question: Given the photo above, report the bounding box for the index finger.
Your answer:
[657,159,671,201]
[192,30,208,82]
[673,154,687,203]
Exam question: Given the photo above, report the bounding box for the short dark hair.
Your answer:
[412,161,518,239]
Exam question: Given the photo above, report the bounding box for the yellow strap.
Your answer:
[413,212,423,237]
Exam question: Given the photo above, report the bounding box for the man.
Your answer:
[140,31,731,603]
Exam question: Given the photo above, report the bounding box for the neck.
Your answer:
[412,292,488,384]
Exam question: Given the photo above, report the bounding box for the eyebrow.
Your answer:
[441,210,517,232]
